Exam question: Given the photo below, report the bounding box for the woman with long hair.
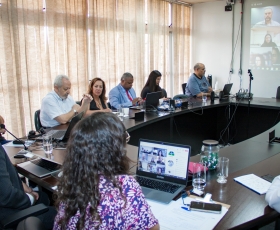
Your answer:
[54,113,159,230]
[82,78,111,116]
[141,70,167,99]
[261,34,278,48]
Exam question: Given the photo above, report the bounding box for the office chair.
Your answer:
[276,86,280,99]
[161,88,167,98]
[34,110,43,132]
[182,83,187,95]
[16,216,46,230]
[0,204,48,229]
[173,94,189,100]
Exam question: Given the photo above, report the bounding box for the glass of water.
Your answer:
[192,162,207,191]
[42,134,53,159]
[217,157,229,183]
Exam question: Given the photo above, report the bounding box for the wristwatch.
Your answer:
[73,109,78,115]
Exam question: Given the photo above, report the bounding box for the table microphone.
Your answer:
[0,124,28,150]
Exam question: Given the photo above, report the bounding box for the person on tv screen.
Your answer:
[255,55,265,69]
[261,34,278,47]
[272,47,280,65]
[254,7,280,26]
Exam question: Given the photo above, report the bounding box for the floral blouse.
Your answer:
[53,175,158,229]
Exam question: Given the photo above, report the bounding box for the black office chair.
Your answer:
[16,216,46,230]
[276,86,280,99]
[182,83,187,95]
[0,204,48,230]
[34,110,43,132]
[161,88,167,98]
[173,94,189,100]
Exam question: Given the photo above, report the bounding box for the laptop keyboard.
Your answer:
[47,130,65,139]
[31,158,61,172]
[136,176,180,194]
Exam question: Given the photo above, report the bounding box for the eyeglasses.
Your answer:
[126,131,130,143]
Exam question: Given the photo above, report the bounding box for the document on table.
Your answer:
[234,174,272,195]
[147,196,229,230]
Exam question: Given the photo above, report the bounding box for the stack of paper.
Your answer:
[234,174,272,195]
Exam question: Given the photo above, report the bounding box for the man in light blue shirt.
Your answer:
[109,72,141,109]
[40,75,92,127]
[185,63,213,97]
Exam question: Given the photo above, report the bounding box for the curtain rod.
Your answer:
[165,0,192,7]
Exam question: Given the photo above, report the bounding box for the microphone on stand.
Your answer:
[0,124,28,150]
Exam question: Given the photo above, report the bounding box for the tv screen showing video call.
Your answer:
[250,0,280,71]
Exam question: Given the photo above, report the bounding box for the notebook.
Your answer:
[145,91,162,112]
[17,157,62,178]
[136,139,191,204]
[45,111,84,141]
[215,83,233,98]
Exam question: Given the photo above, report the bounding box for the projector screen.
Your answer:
[250,0,280,72]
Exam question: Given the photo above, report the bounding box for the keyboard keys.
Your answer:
[136,176,179,194]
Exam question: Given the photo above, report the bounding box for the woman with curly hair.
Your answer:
[53,112,159,230]
[82,78,111,116]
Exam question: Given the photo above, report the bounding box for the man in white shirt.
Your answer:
[254,7,280,26]
[265,175,280,212]
[40,75,92,127]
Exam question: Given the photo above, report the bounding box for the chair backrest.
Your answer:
[161,88,167,98]
[276,86,280,99]
[34,110,43,132]
[182,83,187,95]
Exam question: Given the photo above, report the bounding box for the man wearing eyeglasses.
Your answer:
[185,63,213,98]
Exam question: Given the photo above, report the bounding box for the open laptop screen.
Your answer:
[136,139,190,184]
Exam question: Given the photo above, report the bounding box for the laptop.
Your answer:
[214,83,233,98]
[17,157,62,178]
[136,139,191,204]
[45,111,84,141]
[145,91,162,112]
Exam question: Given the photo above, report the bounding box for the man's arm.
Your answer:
[54,95,92,124]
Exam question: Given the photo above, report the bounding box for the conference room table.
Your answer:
[4,96,280,230]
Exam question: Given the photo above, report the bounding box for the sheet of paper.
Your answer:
[234,174,272,195]
[147,197,228,230]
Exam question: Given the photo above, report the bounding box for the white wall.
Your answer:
[192,1,278,98]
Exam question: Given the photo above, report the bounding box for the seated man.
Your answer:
[0,115,10,145]
[0,144,56,229]
[265,175,280,212]
[185,63,213,97]
[109,72,141,109]
[40,75,92,127]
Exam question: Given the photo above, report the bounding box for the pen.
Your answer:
[181,206,190,211]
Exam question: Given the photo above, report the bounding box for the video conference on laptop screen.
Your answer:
[137,140,190,181]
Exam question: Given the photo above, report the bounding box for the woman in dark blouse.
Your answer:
[82,78,111,116]
[261,34,278,48]
[141,70,167,99]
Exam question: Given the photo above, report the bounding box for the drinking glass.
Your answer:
[123,107,129,116]
[118,106,124,121]
[202,93,207,103]
[42,134,53,159]
[192,162,207,191]
[217,157,229,183]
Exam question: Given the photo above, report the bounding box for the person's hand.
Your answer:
[208,87,213,92]
[103,108,112,112]
[0,128,5,135]
[82,94,93,105]
[30,191,39,201]
[132,97,141,105]
[72,103,80,111]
